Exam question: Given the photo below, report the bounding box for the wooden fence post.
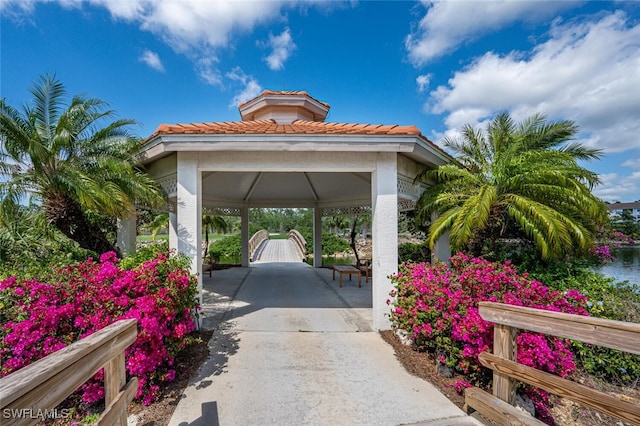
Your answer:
[104,353,127,426]
[493,323,517,405]
[0,319,137,426]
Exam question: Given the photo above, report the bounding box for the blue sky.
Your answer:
[2,0,639,202]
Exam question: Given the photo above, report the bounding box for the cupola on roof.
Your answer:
[238,90,330,123]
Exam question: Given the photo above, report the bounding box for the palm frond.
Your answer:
[427,207,460,249]
[415,111,603,260]
[30,74,66,145]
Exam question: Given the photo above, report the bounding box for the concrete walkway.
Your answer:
[169,262,482,426]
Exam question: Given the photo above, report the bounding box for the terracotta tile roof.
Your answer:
[148,119,422,139]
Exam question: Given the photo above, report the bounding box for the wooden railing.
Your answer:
[0,319,138,426]
[287,229,307,261]
[465,302,640,425]
[249,229,269,261]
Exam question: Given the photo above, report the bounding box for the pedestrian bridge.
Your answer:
[250,230,307,263]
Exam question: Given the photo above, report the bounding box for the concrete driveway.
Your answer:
[169,262,481,426]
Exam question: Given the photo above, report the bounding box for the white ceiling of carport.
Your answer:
[201,171,372,208]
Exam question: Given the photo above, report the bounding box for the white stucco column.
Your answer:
[241,207,250,267]
[116,211,137,255]
[433,229,452,263]
[371,153,398,330]
[169,208,178,253]
[176,152,202,304]
[313,207,323,267]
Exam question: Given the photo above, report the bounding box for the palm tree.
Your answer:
[202,213,228,256]
[0,74,164,254]
[415,112,608,260]
[148,212,169,241]
[326,216,349,235]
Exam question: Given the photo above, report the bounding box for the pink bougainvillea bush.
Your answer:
[389,253,589,424]
[0,251,199,406]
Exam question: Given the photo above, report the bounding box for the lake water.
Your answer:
[596,246,640,286]
[307,248,640,286]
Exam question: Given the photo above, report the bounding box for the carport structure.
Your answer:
[124,90,451,330]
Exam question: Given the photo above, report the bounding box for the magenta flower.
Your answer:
[389,253,589,425]
[0,251,199,406]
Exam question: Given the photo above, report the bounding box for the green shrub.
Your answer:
[491,242,640,384]
[1,251,199,405]
[535,270,640,383]
[209,235,242,263]
[321,232,350,256]
[0,235,92,281]
[120,241,192,270]
[297,227,313,254]
[390,254,589,424]
[398,241,431,263]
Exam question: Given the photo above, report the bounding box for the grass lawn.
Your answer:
[137,234,168,242]
[137,233,236,243]
[268,233,288,239]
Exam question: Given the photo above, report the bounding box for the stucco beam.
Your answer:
[195,151,378,172]
[148,133,421,146]
[200,196,371,210]
[302,172,319,201]
[243,172,264,202]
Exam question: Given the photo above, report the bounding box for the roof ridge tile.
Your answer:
[148,119,426,138]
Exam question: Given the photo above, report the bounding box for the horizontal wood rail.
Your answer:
[249,229,269,261]
[287,229,307,261]
[0,319,138,426]
[465,302,640,426]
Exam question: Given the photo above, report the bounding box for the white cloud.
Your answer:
[622,158,640,170]
[91,0,289,87]
[424,11,640,202]
[263,27,296,71]
[139,49,165,72]
[427,12,640,155]
[197,57,222,86]
[226,67,262,108]
[86,0,287,52]
[0,0,37,14]
[416,74,432,93]
[596,155,640,202]
[406,0,576,65]
[593,170,640,203]
[6,0,292,85]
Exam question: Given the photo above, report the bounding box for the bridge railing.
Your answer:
[249,229,269,261]
[0,319,138,426]
[465,302,640,425]
[287,230,307,261]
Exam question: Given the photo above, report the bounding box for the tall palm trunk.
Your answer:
[43,191,115,255]
[350,215,360,266]
[204,226,210,258]
[466,205,507,257]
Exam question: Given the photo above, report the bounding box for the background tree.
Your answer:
[148,212,169,241]
[249,208,312,233]
[0,74,164,254]
[326,215,349,235]
[0,200,90,272]
[202,213,229,256]
[415,112,608,260]
[612,209,640,240]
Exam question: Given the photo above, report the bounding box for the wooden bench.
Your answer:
[332,265,362,288]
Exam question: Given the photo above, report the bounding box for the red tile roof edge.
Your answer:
[146,119,424,139]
